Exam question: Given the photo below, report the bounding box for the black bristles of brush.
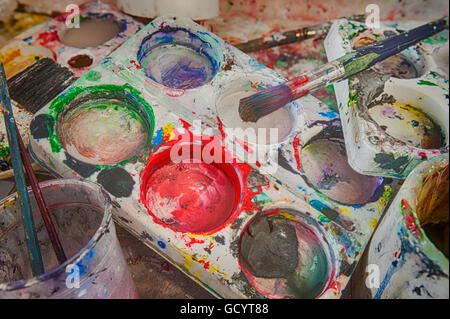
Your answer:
[7,58,75,114]
[238,85,293,122]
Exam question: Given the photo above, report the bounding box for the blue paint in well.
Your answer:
[137,27,223,89]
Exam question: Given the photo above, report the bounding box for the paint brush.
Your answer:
[0,58,75,179]
[234,14,366,53]
[7,58,76,114]
[1,61,45,276]
[239,17,449,122]
[14,124,67,264]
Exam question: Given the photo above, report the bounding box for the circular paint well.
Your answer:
[351,31,425,79]
[140,144,241,234]
[368,102,444,149]
[239,209,332,299]
[216,79,295,145]
[300,138,384,205]
[60,17,121,48]
[138,27,223,89]
[371,53,422,79]
[58,96,150,165]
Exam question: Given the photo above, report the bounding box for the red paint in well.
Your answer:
[140,122,265,234]
[140,140,243,234]
[142,161,236,233]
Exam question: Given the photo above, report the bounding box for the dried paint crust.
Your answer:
[28,16,397,299]
[325,19,449,178]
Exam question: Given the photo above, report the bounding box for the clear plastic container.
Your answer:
[0,179,138,299]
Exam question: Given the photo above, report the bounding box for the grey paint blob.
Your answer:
[240,216,299,278]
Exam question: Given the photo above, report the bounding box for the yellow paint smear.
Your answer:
[163,122,175,140]
[173,245,227,279]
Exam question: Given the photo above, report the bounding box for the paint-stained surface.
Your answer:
[0,2,141,79]
[325,19,449,178]
[0,1,143,166]
[29,16,396,299]
[366,155,449,299]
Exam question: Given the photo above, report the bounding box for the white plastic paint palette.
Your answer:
[324,19,449,179]
[30,17,395,298]
[0,1,142,79]
[0,1,142,165]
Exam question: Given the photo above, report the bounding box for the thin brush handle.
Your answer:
[285,16,449,101]
[1,62,45,276]
[234,14,366,53]
[14,125,67,265]
[340,16,449,77]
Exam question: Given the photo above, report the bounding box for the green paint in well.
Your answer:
[48,84,155,167]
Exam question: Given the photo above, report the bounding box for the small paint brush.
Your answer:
[234,14,366,53]
[1,61,45,276]
[239,17,449,122]
[14,124,67,265]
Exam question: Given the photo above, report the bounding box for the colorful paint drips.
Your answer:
[300,139,384,205]
[368,102,444,149]
[239,210,331,299]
